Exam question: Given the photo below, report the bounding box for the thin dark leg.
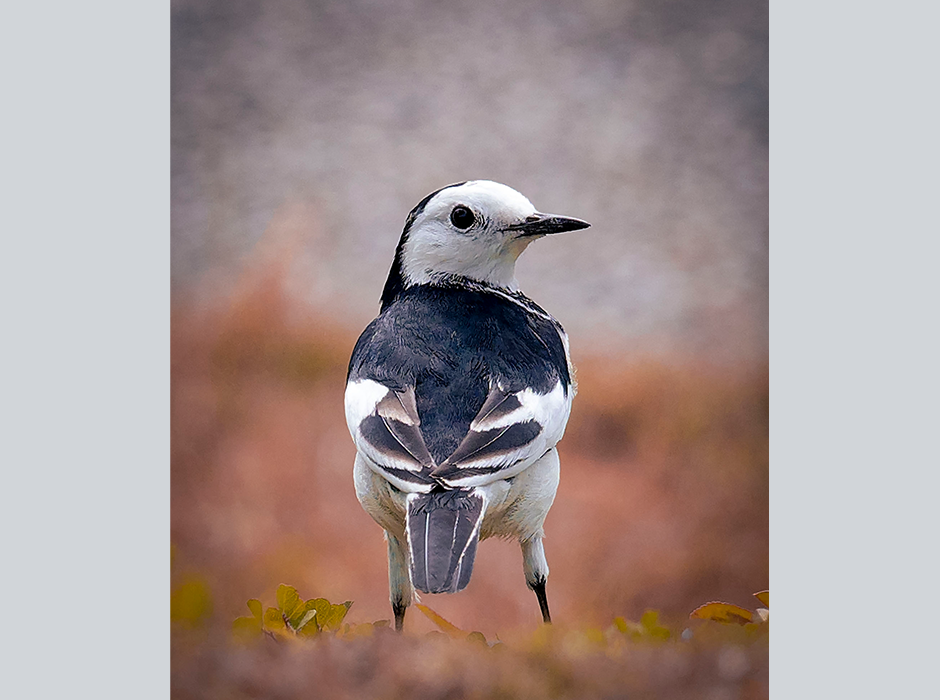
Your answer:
[393,600,407,632]
[533,579,552,624]
[387,533,412,633]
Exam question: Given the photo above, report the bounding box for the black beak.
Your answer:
[505,213,591,237]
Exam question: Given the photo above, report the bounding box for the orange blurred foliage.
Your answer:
[172,255,767,640]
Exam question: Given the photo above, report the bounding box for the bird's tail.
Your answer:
[406,488,485,594]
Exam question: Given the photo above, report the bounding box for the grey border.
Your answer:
[771,1,937,696]
[2,2,168,698]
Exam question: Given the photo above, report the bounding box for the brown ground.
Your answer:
[171,265,768,697]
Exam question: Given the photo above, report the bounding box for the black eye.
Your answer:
[450,205,475,229]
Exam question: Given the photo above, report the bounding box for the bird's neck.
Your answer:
[383,254,524,311]
[401,252,520,291]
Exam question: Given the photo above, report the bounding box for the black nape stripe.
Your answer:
[409,182,468,223]
[380,182,468,310]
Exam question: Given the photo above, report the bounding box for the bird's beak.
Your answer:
[505,213,591,237]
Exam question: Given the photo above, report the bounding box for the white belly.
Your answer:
[479,448,560,542]
[354,447,560,544]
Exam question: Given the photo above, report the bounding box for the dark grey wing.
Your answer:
[371,388,435,467]
[345,380,437,490]
[430,381,571,488]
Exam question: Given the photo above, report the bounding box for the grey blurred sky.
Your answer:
[172,0,767,363]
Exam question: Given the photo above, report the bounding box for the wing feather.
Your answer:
[432,381,571,487]
[345,380,436,491]
[375,388,435,467]
[347,378,571,491]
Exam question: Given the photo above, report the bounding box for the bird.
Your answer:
[344,180,589,632]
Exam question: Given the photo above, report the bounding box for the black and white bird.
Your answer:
[344,180,589,631]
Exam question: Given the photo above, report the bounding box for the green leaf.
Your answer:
[295,606,318,632]
[307,598,332,629]
[276,584,303,624]
[263,606,288,633]
[286,598,315,630]
[247,598,263,621]
[297,618,320,638]
[296,598,351,633]
[319,602,352,632]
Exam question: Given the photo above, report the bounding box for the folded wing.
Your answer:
[431,381,571,487]
[346,377,571,491]
[345,380,437,491]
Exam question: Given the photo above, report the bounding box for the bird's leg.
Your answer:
[533,579,551,624]
[387,532,413,632]
[393,600,407,633]
[521,535,552,624]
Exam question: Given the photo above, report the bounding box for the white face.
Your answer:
[400,181,540,289]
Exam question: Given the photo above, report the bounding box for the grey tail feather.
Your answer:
[407,488,485,594]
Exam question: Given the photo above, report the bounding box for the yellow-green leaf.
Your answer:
[307,598,332,630]
[689,602,754,625]
[247,598,263,621]
[640,610,671,640]
[276,584,303,622]
[613,616,640,638]
[295,607,318,632]
[297,618,320,638]
[612,613,668,640]
[170,579,213,627]
[232,615,262,642]
[319,602,352,632]
[263,606,288,632]
[415,603,464,639]
[286,598,315,630]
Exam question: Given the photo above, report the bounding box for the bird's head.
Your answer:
[381,180,589,307]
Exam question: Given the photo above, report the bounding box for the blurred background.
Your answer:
[172,0,767,648]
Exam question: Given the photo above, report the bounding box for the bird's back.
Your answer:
[347,280,570,464]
